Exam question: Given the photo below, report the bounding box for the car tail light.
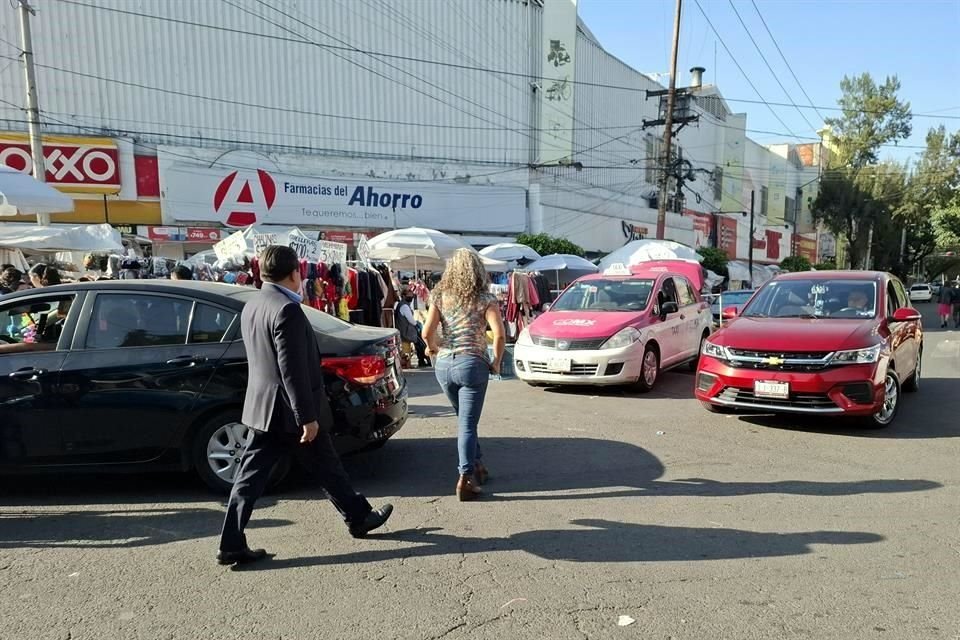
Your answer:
[322,355,387,386]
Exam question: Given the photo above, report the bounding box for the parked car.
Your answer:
[708,289,755,327]
[909,283,933,302]
[514,261,712,391]
[696,271,922,428]
[0,281,408,492]
[929,282,942,296]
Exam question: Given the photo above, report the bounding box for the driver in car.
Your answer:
[846,290,871,313]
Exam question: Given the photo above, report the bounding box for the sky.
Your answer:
[577,0,960,164]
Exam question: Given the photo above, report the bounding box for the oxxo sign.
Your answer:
[0,134,121,193]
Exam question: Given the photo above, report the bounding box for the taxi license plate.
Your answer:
[754,380,789,399]
[547,358,572,372]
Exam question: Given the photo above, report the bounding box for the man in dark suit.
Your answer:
[217,245,393,566]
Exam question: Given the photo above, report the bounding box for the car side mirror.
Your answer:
[891,307,921,322]
[661,301,679,317]
[721,306,740,320]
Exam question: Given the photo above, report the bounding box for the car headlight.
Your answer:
[516,328,534,346]
[602,327,642,350]
[701,340,729,360]
[829,344,881,365]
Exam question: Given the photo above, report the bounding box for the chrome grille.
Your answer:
[531,336,608,350]
[725,349,833,372]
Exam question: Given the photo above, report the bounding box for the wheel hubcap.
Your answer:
[875,374,898,424]
[207,422,253,483]
[643,352,658,386]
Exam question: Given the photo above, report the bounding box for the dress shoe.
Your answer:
[349,504,394,538]
[474,462,490,486]
[456,474,482,501]
[216,547,268,566]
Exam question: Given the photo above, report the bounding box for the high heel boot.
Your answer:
[456,474,482,501]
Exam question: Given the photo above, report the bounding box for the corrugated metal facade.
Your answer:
[0,0,540,166]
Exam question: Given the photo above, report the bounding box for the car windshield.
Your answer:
[741,279,879,319]
[231,289,352,332]
[551,278,654,312]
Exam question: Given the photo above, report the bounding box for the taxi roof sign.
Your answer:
[603,262,632,276]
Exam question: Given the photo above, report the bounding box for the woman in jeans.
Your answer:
[422,249,506,501]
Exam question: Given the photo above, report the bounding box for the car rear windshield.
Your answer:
[910,285,929,290]
[232,289,352,332]
[551,278,654,312]
[741,279,879,319]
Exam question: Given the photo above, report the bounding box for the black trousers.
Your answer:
[219,428,372,552]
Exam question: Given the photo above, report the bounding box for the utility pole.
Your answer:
[17,0,49,226]
[865,223,874,270]
[748,190,755,287]
[656,0,683,240]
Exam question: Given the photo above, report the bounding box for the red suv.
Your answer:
[695,271,922,428]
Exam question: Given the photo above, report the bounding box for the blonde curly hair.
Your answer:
[436,248,489,307]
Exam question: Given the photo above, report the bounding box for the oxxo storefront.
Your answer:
[0,132,162,228]
[157,146,528,252]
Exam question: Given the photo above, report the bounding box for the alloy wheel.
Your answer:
[206,422,253,484]
[874,372,899,425]
[642,350,658,387]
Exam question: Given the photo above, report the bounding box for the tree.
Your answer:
[515,233,585,257]
[825,73,912,169]
[814,260,837,270]
[780,255,812,272]
[696,247,728,278]
[813,74,913,270]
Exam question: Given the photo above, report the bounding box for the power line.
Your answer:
[692,0,802,141]
[726,0,819,133]
[749,0,827,123]
[48,0,960,122]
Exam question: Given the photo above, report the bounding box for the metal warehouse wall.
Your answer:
[0,0,541,166]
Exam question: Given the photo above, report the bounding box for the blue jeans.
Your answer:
[434,354,490,475]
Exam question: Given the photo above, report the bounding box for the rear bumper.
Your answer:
[695,357,885,416]
[513,341,644,386]
[331,381,408,452]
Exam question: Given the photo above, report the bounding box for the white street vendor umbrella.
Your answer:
[366,227,471,273]
[525,253,599,294]
[479,242,541,263]
[598,239,701,271]
[0,166,74,216]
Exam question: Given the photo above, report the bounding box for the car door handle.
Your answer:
[9,368,47,381]
[165,355,207,367]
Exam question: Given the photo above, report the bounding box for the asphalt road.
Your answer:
[1,304,958,640]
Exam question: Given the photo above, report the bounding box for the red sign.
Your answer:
[321,230,356,244]
[145,226,222,242]
[765,230,781,260]
[686,210,714,248]
[213,169,277,227]
[0,134,121,193]
[135,155,160,197]
[187,227,222,242]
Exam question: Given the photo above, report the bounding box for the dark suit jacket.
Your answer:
[241,283,332,434]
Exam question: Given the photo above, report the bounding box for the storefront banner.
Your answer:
[160,162,526,233]
[540,0,578,164]
[142,226,222,242]
[213,230,248,260]
[0,132,121,194]
[320,230,356,244]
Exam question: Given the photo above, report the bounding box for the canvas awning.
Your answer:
[0,223,123,252]
[0,166,74,216]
